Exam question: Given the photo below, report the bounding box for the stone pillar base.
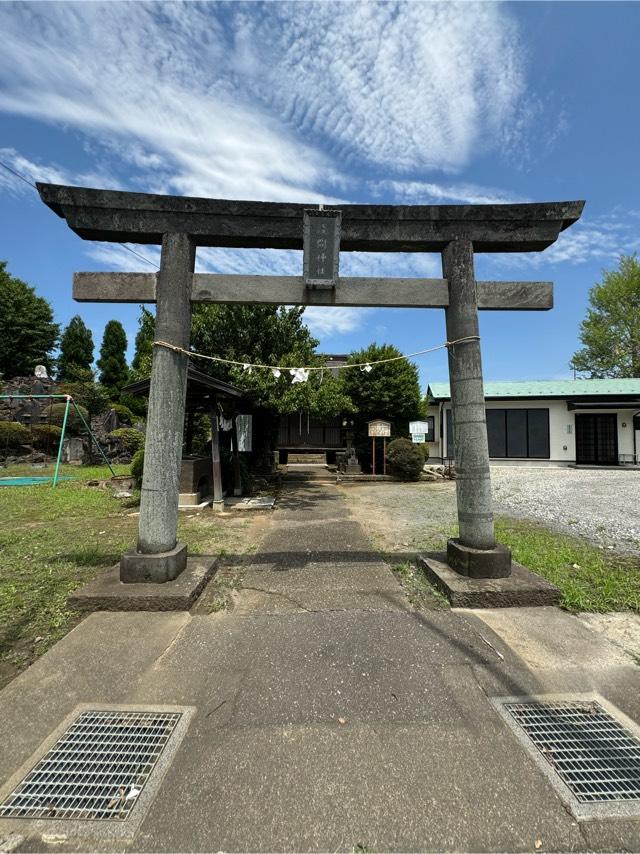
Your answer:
[447,538,511,579]
[120,542,188,584]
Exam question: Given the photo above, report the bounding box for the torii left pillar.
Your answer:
[120,233,195,582]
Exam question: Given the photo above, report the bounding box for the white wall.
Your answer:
[428,399,639,465]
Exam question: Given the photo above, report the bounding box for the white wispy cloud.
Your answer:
[303,307,368,337]
[369,179,529,206]
[486,211,640,271]
[0,1,531,204]
[241,2,526,172]
[0,147,123,195]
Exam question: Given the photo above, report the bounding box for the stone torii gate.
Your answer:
[37,183,584,600]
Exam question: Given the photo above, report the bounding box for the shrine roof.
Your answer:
[123,364,245,406]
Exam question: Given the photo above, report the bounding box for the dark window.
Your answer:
[487,409,506,458]
[473,408,551,460]
[506,409,528,457]
[446,408,454,458]
[527,409,550,458]
[425,416,435,442]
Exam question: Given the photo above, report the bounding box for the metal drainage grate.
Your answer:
[505,700,640,803]
[0,710,182,821]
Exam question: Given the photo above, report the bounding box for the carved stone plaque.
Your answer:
[303,209,341,289]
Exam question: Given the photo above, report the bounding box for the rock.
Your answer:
[114,490,133,499]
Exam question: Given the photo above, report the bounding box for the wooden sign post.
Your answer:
[368,420,391,476]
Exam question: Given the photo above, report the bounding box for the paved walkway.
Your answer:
[1,480,639,852]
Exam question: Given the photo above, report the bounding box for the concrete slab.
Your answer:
[68,555,218,612]
[226,495,276,511]
[417,552,561,608]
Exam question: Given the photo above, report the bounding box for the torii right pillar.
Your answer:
[442,237,511,578]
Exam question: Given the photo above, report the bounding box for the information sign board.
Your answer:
[368,419,391,438]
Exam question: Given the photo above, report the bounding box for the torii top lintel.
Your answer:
[37,183,584,253]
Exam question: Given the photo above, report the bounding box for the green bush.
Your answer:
[41,402,90,434]
[31,423,63,450]
[108,427,145,454]
[110,403,135,425]
[131,448,145,486]
[386,437,424,481]
[0,421,31,448]
[118,393,147,418]
[418,442,430,462]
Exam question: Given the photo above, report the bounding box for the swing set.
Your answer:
[0,393,115,486]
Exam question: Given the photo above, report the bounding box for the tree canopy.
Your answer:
[131,304,353,417]
[0,261,59,379]
[571,254,640,378]
[57,315,94,381]
[341,343,423,430]
[97,319,129,394]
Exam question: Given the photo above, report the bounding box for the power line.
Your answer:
[0,159,160,270]
[116,243,159,269]
[0,158,37,189]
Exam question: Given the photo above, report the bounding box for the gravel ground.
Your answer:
[491,466,640,552]
[341,467,640,555]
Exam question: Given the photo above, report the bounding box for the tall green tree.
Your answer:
[342,343,423,428]
[57,315,94,381]
[342,343,423,473]
[571,254,640,378]
[130,304,352,417]
[0,261,59,378]
[97,319,128,394]
[130,307,155,379]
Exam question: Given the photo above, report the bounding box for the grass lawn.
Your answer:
[341,483,640,615]
[494,517,640,614]
[0,463,256,688]
[437,517,640,613]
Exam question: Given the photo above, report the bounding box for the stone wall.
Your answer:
[0,376,60,424]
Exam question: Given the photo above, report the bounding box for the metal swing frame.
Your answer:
[0,393,115,485]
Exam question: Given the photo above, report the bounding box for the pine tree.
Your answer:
[57,315,94,381]
[0,261,59,379]
[97,319,129,394]
[129,307,155,379]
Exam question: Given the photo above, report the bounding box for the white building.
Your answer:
[425,379,640,467]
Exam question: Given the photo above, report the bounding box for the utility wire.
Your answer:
[0,159,159,270]
[0,158,38,189]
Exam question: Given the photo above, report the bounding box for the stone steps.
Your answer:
[287,453,326,464]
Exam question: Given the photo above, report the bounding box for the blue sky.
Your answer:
[1,1,639,391]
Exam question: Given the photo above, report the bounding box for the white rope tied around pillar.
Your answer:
[152,335,480,379]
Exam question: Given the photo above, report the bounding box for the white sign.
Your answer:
[235,414,252,452]
[367,419,391,438]
[412,433,426,444]
[409,421,430,434]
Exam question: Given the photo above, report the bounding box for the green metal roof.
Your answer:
[427,378,640,400]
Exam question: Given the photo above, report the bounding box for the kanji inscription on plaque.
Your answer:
[303,209,341,288]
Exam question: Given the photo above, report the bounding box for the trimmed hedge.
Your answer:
[386,437,424,481]
[418,442,430,462]
[131,448,144,487]
[41,402,90,433]
[108,427,145,454]
[0,421,31,448]
[110,403,135,425]
[31,423,63,449]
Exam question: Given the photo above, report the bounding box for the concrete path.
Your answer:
[1,480,640,852]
